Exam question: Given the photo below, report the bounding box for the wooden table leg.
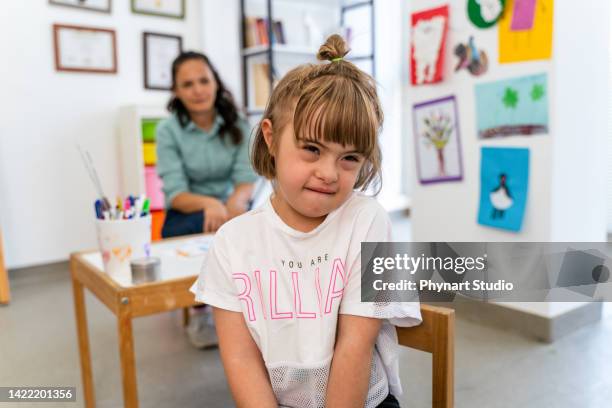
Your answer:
[71,272,96,407]
[0,230,10,304]
[118,304,139,408]
[182,307,190,327]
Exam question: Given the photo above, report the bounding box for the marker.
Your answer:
[141,198,150,217]
[96,196,111,212]
[95,200,103,219]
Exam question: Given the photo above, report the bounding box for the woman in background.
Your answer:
[156,51,257,348]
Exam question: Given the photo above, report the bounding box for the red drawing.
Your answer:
[411,5,449,85]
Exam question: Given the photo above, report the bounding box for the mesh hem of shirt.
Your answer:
[268,350,389,408]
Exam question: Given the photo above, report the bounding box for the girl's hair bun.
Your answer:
[317,34,350,62]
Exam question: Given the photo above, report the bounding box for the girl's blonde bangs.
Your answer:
[292,76,380,157]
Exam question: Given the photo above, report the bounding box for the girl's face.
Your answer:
[263,119,365,232]
[173,59,218,115]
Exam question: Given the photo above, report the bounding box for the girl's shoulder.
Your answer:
[212,204,268,244]
[338,193,389,223]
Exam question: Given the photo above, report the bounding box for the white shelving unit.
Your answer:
[240,0,375,117]
[118,105,168,198]
[118,105,170,240]
[242,44,318,57]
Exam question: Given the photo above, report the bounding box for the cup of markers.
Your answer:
[94,195,152,286]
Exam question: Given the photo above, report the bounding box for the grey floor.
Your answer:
[1,216,611,408]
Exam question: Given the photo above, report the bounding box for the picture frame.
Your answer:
[413,96,464,184]
[53,24,118,74]
[49,0,112,13]
[143,32,183,90]
[131,0,185,19]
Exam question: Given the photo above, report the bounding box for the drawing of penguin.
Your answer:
[490,173,513,219]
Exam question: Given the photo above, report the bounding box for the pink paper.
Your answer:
[511,0,537,31]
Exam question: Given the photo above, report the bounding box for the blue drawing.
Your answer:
[478,147,529,232]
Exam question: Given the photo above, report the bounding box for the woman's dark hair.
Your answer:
[167,51,242,145]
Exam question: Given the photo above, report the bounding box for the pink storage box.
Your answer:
[145,166,165,211]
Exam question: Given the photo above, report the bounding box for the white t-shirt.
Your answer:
[190,192,421,408]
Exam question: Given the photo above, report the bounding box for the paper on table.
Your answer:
[82,235,214,287]
[162,236,213,258]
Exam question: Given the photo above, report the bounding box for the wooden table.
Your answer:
[70,236,211,408]
[0,230,10,304]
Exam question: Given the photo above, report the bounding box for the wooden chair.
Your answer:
[0,230,10,304]
[396,304,455,408]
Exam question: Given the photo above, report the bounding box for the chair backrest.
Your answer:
[396,304,455,408]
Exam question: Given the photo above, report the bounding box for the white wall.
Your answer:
[405,0,609,318]
[550,0,609,242]
[0,0,203,268]
[407,0,608,243]
[407,0,555,242]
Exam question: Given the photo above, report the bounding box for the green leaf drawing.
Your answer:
[502,88,519,109]
[531,84,545,101]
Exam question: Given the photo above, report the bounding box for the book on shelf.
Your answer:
[253,63,271,108]
[244,17,286,47]
[256,18,269,45]
[244,17,259,48]
[273,21,285,45]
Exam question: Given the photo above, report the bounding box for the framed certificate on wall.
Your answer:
[53,24,117,74]
[49,0,112,13]
[143,32,183,90]
[131,0,185,19]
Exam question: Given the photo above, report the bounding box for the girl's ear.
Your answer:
[261,119,274,153]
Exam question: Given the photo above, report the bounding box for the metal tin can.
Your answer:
[130,257,161,284]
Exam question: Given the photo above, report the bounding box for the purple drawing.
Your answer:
[511,0,537,31]
[413,96,464,184]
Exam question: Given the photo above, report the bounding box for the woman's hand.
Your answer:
[226,183,255,219]
[226,198,249,219]
[203,198,229,233]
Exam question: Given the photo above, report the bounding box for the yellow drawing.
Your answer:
[498,0,554,63]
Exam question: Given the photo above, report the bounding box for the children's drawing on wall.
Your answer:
[475,73,548,139]
[413,96,463,184]
[478,147,529,232]
[454,36,488,76]
[511,0,537,30]
[411,5,449,85]
[468,0,505,28]
[499,0,554,63]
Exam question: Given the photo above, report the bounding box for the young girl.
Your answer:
[190,35,421,408]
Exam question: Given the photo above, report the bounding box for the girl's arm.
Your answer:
[325,314,382,408]
[213,307,278,408]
